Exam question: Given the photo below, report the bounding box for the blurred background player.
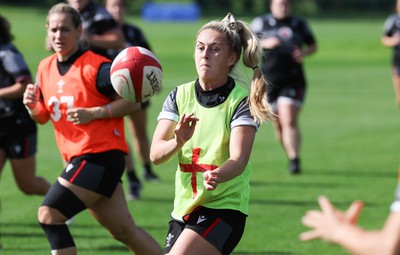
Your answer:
[250,0,317,174]
[0,14,51,200]
[382,0,400,107]
[67,0,124,58]
[0,13,52,250]
[105,0,159,201]
[23,3,162,254]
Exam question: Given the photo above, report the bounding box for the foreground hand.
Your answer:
[300,196,364,242]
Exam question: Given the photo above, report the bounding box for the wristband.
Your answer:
[105,104,113,118]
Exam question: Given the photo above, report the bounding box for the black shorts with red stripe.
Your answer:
[60,150,125,198]
[164,206,247,255]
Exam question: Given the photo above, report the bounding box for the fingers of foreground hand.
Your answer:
[299,229,321,241]
[299,197,335,242]
[301,210,323,228]
[345,200,364,224]
[318,196,335,215]
[300,210,331,242]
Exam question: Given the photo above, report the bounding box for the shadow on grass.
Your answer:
[249,199,377,208]
[0,245,130,253]
[250,180,347,188]
[233,251,292,255]
[1,246,292,254]
[250,199,318,207]
[87,244,129,252]
[0,222,165,240]
[134,196,172,204]
[0,231,43,238]
[303,168,396,179]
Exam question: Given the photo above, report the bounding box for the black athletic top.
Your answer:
[383,13,400,66]
[0,42,35,133]
[250,14,316,85]
[107,22,152,60]
[80,0,119,58]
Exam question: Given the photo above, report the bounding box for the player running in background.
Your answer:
[150,13,274,255]
[0,15,51,196]
[250,0,317,174]
[0,13,52,249]
[105,0,159,201]
[67,0,124,58]
[382,0,400,107]
[23,4,162,254]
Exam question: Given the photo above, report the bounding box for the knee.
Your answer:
[38,206,53,224]
[109,225,135,244]
[38,206,67,224]
[17,176,49,195]
[280,116,297,128]
[111,228,129,243]
[18,182,37,195]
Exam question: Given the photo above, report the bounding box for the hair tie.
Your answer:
[252,66,259,70]
[222,12,242,33]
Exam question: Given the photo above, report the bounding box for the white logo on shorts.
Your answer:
[66,164,74,173]
[165,233,174,248]
[197,215,207,224]
[14,145,21,154]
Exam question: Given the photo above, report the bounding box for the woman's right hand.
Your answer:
[23,84,40,109]
[174,113,199,146]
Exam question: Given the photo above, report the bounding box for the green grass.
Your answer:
[1,5,399,255]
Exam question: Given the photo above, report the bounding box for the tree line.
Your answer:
[1,0,397,18]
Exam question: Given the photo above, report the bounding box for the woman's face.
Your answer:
[194,29,236,86]
[105,0,124,23]
[270,0,292,20]
[47,12,81,58]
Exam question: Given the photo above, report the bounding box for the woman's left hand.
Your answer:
[67,108,96,125]
[292,45,303,64]
[203,169,220,191]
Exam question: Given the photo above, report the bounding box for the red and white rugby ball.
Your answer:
[110,46,162,102]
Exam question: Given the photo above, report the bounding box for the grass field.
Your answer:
[0,5,399,255]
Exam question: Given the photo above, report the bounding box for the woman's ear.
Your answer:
[227,53,237,67]
[76,25,83,39]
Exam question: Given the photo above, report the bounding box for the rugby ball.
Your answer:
[110,46,162,102]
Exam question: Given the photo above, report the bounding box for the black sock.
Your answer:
[290,158,299,164]
[127,170,140,182]
[143,163,152,174]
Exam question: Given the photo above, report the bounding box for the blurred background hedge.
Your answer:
[0,0,396,19]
